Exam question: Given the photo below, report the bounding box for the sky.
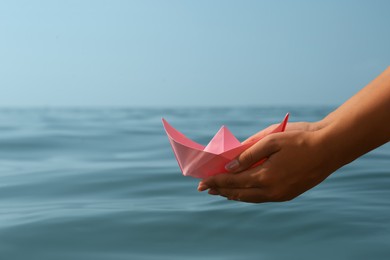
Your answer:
[0,0,389,107]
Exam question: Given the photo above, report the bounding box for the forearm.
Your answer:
[318,67,390,169]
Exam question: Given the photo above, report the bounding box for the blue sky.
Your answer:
[0,0,389,107]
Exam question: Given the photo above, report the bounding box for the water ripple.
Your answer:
[0,108,389,260]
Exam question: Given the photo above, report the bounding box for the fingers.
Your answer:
[243,121,312,145]
[242,113,289,145]
[198,170,260,191]
[225,135,281,173]
[198,163,272,204]
[242,124,277,144]
[208,187,269,203]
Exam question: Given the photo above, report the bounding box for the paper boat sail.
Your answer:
[162,114,289,178]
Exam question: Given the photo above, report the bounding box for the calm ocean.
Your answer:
[0,107,389,260]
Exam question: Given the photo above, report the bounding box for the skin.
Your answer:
[198,66,390,203]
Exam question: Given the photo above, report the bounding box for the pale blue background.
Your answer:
[1,0,389,107]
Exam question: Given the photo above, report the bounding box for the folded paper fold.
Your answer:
[162,114,289,178]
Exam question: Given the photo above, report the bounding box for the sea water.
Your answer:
[0,107,389,260]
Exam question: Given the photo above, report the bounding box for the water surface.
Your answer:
[0,107,389,259]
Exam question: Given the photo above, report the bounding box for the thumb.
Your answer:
[225,135,281,173]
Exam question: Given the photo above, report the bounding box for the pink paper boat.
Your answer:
[162,114,289,178]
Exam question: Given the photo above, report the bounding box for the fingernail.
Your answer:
[198,182,208,191]
[225,159,239,171]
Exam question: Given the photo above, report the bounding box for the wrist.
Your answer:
[304,115,359,178]
[314,118,364,172]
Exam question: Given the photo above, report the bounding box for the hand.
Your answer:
[198,67,390,203]
[242,120,324,144]
[198,127,337,203]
